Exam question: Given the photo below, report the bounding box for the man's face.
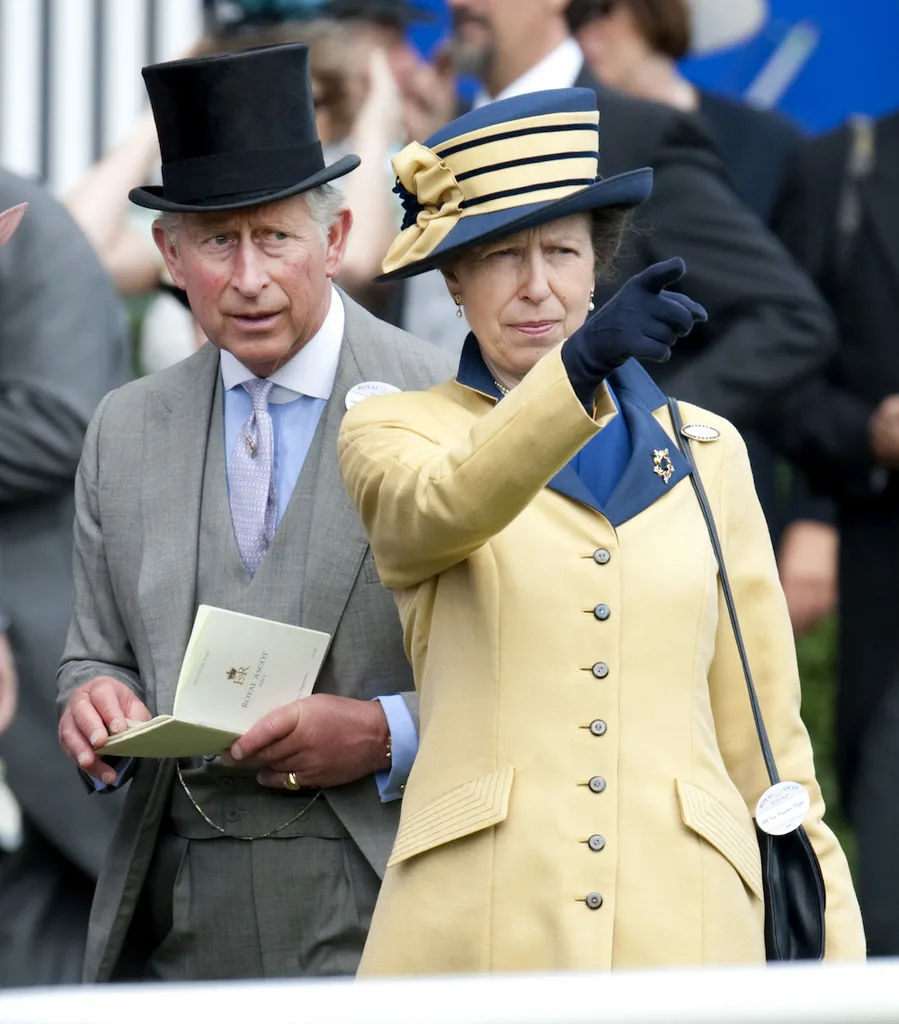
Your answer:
[447,0,562,78]
[154,194,351,377]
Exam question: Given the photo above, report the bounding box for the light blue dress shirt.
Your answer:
[96,290,416,800]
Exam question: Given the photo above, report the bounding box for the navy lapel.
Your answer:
[603,360,689,526]
[455,339,687,521]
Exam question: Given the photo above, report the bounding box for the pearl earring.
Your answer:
[453,294,464,319]
[588,290,595,312]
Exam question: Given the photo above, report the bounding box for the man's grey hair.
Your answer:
[155,182,345,249]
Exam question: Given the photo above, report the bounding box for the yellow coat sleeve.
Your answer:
[338,346,612,590]
[704,420,866,960]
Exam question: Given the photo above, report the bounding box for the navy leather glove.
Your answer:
[561,257,708,407]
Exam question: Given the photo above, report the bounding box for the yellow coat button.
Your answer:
[585,892,603,909]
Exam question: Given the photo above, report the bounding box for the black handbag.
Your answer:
[667,398,826,962]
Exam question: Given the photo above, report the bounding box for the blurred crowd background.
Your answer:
[0,0,898,986]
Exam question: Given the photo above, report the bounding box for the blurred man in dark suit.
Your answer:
[400,0,838,430]
[567,0,839,639]
[773,109,899,956]
[0,171,130,986]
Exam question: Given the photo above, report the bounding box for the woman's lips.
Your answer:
[511,321,558,336]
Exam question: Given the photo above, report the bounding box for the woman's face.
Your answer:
[577,4,655,91]
[443,213,595,381]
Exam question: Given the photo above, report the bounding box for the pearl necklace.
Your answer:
[492,378,510,396]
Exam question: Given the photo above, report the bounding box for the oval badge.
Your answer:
[345,381,401,410]
[681,424,721,443]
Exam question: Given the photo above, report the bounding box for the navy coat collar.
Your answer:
[456,335,689,526]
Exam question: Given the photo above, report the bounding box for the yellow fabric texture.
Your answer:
[338,346,865,974]
[382,111,600,275]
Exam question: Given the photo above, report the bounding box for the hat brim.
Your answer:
[688,0,767,55]
[373,166,652,283]
[129,153,360,214]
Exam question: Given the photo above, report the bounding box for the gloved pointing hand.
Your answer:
[561,257,707,406]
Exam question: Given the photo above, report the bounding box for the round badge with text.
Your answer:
[755,780,811,836]
[345,381,401,410]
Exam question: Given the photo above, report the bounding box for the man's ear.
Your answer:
[324,207,353,280]
[152,221,187,290]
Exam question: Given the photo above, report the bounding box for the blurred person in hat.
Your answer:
[338,88,864,974]
[0,170,131,987]
[772,108,899,956]
[567,0,840,639]
[57,42,453,983]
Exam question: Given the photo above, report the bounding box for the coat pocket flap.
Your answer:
[676,778,763,901]
[388,766,514,867]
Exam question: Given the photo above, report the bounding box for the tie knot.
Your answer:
[242,377,274,412]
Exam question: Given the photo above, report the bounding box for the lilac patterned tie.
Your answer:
[228,378,277,577]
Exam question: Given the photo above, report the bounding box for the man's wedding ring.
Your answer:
[283,772,301,791]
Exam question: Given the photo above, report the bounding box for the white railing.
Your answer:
[0,0,203,194]
[0,961,896,1023]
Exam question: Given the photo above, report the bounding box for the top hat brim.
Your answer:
[373,166,652,284]
[129,153,360,214]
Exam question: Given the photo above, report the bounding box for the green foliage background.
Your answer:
[797,615,854,864]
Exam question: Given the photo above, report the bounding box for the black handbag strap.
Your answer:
[667,398,780,787]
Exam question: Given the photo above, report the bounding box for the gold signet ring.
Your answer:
[284,772,301,791]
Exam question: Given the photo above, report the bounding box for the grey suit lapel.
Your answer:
[138,345,219,715]
[298,298,375,639]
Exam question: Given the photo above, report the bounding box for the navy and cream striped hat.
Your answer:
[376,88,652,282]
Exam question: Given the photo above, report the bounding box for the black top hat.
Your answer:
[129,43,359,213]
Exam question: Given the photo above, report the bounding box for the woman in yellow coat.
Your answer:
[339,88,865,973]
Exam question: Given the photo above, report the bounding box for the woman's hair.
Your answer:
[565,0,691,61]
[591,206,633,281]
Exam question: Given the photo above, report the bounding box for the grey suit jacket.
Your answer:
[0,169,130,878]
[57,293,455,981]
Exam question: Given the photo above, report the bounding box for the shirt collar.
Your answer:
[473,38,584,109]
[219,287,345,403]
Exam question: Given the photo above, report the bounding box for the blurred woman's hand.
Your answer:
[778,520,839,638]
[401,43,458,144]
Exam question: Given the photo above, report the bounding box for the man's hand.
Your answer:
[228,694,391,790]
[870,395,899,467]
[0,632,17,734]
[58,676,152,783]
[778,520,839,638]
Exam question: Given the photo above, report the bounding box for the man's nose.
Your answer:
[230,240,269,296]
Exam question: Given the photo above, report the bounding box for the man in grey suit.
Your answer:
[0,174,131,987]
[57,44,453,982]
